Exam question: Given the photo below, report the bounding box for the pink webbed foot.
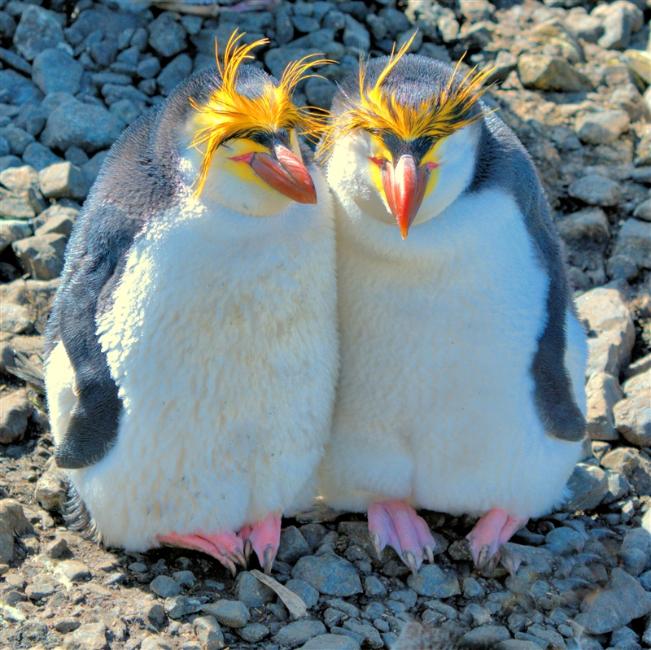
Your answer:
[466,508,528,574]
[158,531,245,576]
[239,512,281,574]
[368,500,436,574]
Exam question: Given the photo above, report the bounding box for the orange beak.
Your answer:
[231,145,317,204]
[382,154,429,239]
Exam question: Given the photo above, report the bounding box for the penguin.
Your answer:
[317,36,587,573]
[44,32,338,575]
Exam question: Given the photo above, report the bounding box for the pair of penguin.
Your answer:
[45,31,587,576]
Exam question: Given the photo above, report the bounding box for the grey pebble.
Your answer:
[158,54,192,96]
[13,6,64,62]
[235,571,275,608]
[292,554,362,597]
[23,142,63,171]
[32,48,83,95]
[459,624,511,648]
[150,575,181,598]
[298,635,360,650]
[238,622,269,643]
[569,173,620,207]
[407,564,461,598]
[277,526,311,564]
[274,619,327,647]
[285,578,320,609]
[12,234,67,280]
[202,599,249,628]
[148,13,186,58]
[193,614,224,649]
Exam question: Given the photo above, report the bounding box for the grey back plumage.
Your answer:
[47,65,275,469]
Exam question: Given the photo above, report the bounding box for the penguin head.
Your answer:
[319,37,491,239]
[181,32,329,217]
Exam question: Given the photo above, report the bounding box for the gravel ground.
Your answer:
[1,0,650,648]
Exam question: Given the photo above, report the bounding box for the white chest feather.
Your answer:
[70,183,337,549]
[321,188,583,518]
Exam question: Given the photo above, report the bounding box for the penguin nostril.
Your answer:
[369,156,388,168]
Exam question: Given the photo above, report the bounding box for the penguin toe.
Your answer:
[466,508,528,574]
[158,530,246,575]
[239,512,282,574]
[368,500,436,574]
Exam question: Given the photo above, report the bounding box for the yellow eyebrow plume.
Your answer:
[189,30,333,196]
[318,32,493,157]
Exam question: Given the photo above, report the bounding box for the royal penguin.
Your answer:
[44,33,338,575]
[317,38,587,573]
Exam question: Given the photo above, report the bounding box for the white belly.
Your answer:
[53,193,337,550]
[321,189,583,518]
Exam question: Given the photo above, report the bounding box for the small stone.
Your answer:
[620,528,651,576]
[545,526,586,554]
[140,637,172,650]
[0,70,41,107]
[293,554,362,596]
[585,372,622,440]
[286,578,320,609]
[602,448,651,496]
[193,614,224,650]
[46,536,71,559]
[25,575,58,600]
[0,303,31,334]
[13,6,64,62]
[407,565,461,598]
[0,388,31,443]
[304,77,337,110]
[634,198,651,222]
[158,54,192,96]
[23,142,62,171]
[0,498,32,562]
[592,1,643,50]
[274,619,327,647]
[137,57,161,80]
[38,162,88,200]
[278,526,311,564]
[609,219,651,278]
[202,599,249,628]
[239,623,268,642]
[35,205,78,238]
[147,603,167,628]
[34,462,67,512]
[165,595,204,620]
[148,13,186,58]
[576,286,635,378]
[42,97,123,154]
[150,575,181,598]
[172,570,195,588]
[568,174,620,207]
[12,234,67,280]
[564,462,608,511]
[576,110,630,145]
[343,15,370,51]
[576,568,651,634]
[32,49,83,95]
[615,391,651,448]
[55,619,81,634]
[0,164,38,192]
[0,125,34,156]
[58,559,91,582]
[234,571,275,608]
[517,55,591,92]
[299,635,360,650]
[64,621,108,650]
[460,625,511,648]
[363,575,387,597]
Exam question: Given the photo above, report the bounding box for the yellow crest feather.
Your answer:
[319,32,494,158]
[189,30,332,196]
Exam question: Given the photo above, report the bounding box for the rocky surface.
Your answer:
[0,0,650,648]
